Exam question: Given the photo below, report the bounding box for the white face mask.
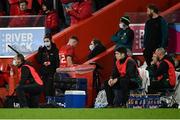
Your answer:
[12,59,17,66]
[89,44,95,51]
[119,23,124,29]
[44,41,51,47]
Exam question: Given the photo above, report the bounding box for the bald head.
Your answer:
[155,48,166,60]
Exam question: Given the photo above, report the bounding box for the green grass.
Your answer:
[0,108,180,119]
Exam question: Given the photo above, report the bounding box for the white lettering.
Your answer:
[139,30,144,49]
[27,33,33,41]
[14,34,20,42]
[5,43,12,53]
[25,42,32,51]
[5,33,33,42]
[5,34,12,42]
[21,33,27,41]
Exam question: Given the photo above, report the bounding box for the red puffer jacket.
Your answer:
[8,0,19,15]
[45,10,59,30]
[67,0,92,25]
[61,0,76,4]
[0,11,5,26]
[0,11,5,16]
[8,9,32,27]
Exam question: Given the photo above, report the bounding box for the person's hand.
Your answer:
[43,61,51,66]
[108,78,118,87]
[108,78,113,87]
[111,78,118,86]
[150,61,155,65]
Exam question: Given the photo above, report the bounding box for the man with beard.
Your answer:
[143,4,168,67]
[37,34,60,97]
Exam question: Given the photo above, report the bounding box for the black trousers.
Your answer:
[148,79,173,94]
[42,74,54,97]
[143,48,156,67]
[104,78,139,107]
[16,83,42,108]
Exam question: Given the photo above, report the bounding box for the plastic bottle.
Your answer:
[10,67,14,76]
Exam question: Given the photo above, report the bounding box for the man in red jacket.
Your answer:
[40,1,60,34]
[9,0,33,27]
[66,0,92,25]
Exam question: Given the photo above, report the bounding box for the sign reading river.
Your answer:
[0,27,45,58]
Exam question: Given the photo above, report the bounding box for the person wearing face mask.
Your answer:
[147,48,176,94]
[111,15,134,51]
[104,47,141,107]
[36,34,60,97]
[14,54,43,108]
[143,4,168,67]
[87,38,106,60]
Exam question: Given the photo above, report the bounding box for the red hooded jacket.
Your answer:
[8,0,19,15]
[0,11,5,25]
[8,9,32,27]
[45,11,59,31]
[67,0,92,25]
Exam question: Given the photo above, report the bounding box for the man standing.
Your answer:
[14,54,43,108]
[59,36,79,67]
[143,4,168,66]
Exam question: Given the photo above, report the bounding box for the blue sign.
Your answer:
[0,27,45,57]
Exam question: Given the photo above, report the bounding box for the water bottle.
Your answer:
[10,67,14,76]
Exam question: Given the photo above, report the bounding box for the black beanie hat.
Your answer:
[120,16,130,26]
[115,47,127,56]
